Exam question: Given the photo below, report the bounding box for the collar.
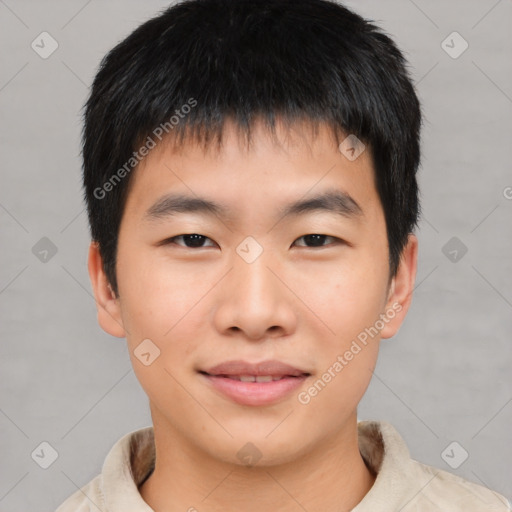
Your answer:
[99,420,508,511]
[99,420,414,510]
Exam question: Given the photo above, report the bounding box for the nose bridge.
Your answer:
[232,242,279,311]
[212,239,296,339]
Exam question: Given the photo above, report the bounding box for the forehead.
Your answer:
[122,118,381,226]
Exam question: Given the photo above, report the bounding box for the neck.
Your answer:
[140,411,375,512]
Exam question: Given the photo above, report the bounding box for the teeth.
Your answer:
[225,375,286,382]
[256,375,273,382]
[239,375,256,382]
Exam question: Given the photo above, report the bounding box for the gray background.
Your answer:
[0,0,511,510]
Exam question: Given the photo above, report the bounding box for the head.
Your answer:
[85,0,421,465]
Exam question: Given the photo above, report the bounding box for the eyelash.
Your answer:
[161,233,343,249]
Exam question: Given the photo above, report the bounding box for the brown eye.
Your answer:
[293,234,339,248]
[164,234,216,248]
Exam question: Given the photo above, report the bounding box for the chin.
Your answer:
[201,429,315,469]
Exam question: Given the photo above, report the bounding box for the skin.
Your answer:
[88,117,417,512]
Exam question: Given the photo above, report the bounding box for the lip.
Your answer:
[199,359,311,406]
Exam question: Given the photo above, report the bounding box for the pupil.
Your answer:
[305,234,325,246]
[182,234,327,248]
[185,234,205,247]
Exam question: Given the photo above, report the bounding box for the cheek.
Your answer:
[118,257,202,405]
[117,249,206,343]
[299,257,388,346]
[298,344,378,434]
[297,272,382,417]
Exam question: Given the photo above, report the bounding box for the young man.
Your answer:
[56,0,510,510]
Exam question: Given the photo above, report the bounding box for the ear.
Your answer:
[380,234,418,339]
[87,241,126,338]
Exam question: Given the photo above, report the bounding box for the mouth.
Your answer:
[198,360,311,406]
[199,373,308,382]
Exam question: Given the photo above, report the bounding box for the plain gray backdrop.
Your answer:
[1,1,511,510]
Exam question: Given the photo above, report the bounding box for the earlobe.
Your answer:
[380,234,418,339]
[87,241,126,338]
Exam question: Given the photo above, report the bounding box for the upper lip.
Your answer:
[201,359,310,377]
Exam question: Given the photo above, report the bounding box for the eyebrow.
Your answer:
[143,188,363,224]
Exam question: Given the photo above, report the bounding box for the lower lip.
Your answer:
[200,373,309,406]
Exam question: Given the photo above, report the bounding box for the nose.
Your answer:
[212,249,297,341]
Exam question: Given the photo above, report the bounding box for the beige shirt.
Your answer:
[55,421,510,511]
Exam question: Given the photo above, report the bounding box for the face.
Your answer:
[89,118,417,466]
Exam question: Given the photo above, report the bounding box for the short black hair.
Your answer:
[82,0,422,297]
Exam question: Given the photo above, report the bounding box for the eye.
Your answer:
[163,234,217,248]
[161,233,342,249]
[293,234,341,248]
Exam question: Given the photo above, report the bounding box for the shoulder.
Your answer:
[356,421,510,511]
[55,474,104,512]
[54,426,155,512]
[407,459,511,511]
